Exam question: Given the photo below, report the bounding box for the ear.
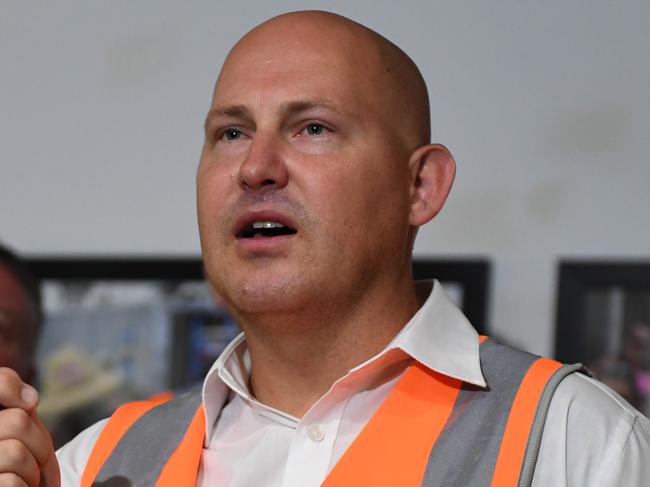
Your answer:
[408,143,456,226]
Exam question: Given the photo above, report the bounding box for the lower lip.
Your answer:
[235,234,297,253]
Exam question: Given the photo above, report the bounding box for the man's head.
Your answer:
[197,11,455,321]
[0,243,42,383]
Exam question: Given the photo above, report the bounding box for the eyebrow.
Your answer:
[282,100,342,115]
[204,99,349,134]
[204,105,250,133]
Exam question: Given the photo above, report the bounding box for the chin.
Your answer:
[225,274,305,315]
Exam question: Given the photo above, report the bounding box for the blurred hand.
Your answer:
[0,367,60,487]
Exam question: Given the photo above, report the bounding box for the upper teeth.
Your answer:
[252,221,285,229]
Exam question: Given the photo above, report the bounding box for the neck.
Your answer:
[236,277,420,417]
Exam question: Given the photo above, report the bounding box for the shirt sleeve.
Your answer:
[596,414,650,487]
[533,373,650,487]
[55,418,108,486]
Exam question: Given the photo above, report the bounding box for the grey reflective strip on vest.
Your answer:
[419,340,582,487]
[92,388,202,487]
[420,339,538,486]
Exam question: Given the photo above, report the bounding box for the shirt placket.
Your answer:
[281,389,349,487]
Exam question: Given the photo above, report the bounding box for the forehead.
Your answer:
[212,29,384,113]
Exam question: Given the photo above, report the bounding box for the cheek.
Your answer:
[196,165,235,233]
[332,171,410,251]
[311,177,376,248]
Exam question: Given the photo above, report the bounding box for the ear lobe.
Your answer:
[408,143,456,226]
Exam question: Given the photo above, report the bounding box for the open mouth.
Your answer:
[236,221,298,239]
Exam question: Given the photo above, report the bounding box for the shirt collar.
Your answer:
[393,280,486,387]
[201,279,486,443]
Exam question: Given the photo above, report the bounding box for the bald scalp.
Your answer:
[218,10,431,150]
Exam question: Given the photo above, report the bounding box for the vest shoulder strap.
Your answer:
[82,388,204,487]
[81,399,166,487]
[420,339,582,487]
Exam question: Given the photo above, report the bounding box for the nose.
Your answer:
[238,133,289,191]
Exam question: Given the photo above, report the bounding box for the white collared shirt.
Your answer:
[57,281,650,486]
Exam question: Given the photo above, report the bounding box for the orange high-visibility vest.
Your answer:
[81,338,583,487]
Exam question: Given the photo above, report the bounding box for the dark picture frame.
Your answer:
[554,260,650,364]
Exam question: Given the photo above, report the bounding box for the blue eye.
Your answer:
[306,123,325,136]
[224,128,242,141]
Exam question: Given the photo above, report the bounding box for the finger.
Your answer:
[0,438,40,487]
[0,368,38,411]
[40,452,61,487]
[0,472,29,487]
[0,409,53,468]
[30,413,56,455]
[30,412,48,435]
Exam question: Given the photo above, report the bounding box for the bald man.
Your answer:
[1,11,649,487]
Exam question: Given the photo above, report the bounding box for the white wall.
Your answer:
[2,1,649,356]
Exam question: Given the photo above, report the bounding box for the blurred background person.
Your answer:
[623,322,650,415]
[0,242,42,385]
[590,321,650,416]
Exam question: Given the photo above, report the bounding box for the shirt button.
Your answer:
[307,424,325,442]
